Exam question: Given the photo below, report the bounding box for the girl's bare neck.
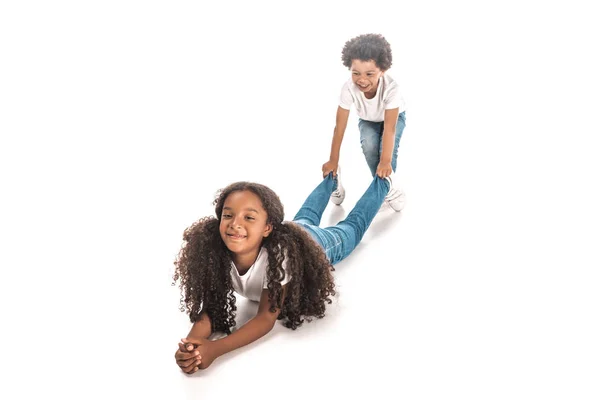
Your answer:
[233,249,261,275]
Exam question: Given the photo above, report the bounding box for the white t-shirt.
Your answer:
[339,74,405,122]
[229,247,291,302]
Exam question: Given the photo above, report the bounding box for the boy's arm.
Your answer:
[323,106,350,176]
[377,107,400,178]
[185,287,286,370]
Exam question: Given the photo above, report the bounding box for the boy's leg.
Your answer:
[381,112,406,212]
[322,176,390,264]
[292,173,338,226]
[358,119,383,177]
[381,111,406,172]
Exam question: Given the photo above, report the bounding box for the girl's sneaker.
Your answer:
[330,166,345,205]
[384,173,406,212]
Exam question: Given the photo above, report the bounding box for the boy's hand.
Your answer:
[376,161,393,178]
[175,339,202,374]
[182,337,218,370]
[322,160,339,177]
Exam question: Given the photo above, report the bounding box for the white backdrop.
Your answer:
[1,1,599,399]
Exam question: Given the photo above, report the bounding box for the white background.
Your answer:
[1,1,599,399]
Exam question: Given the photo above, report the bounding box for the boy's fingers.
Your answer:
[323,168,335,178]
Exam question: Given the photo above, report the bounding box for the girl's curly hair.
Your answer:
[173,182,336,333]
[341,33,393,71]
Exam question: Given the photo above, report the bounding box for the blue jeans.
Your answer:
[358,111,406,177]
[292,174,390,265]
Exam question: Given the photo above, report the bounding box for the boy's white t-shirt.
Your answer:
[339,74,405,122]
[229,247,291,302]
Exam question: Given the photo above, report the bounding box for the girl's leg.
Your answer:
[358,119,383,177]
[321,176,390,264]
[292,173,338,226]
[294,222,342,265]
[381,111,406,173]
[292,174,343,264]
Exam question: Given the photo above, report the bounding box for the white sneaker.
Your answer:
[330,166,345,205]
[384,173,406,212]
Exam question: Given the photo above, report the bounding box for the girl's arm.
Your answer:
[323,106,350,176]
[187,312,212,340]
[175,312,212,374]
[185,287,286,370]
[377,107,400,178]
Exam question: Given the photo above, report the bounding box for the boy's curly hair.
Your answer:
[173,182,336,333]
[341,33,393,71]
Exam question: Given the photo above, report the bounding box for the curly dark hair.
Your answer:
[173,182,336,333]
[341,33,393,71]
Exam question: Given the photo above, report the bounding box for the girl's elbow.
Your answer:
[260,310,280,330]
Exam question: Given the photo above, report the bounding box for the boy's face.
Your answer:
[350,59,384,95]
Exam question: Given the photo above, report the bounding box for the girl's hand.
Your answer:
[182,337,218,370]
[376,161,393,178]
[175,339,202,374]
[322,160,339,177]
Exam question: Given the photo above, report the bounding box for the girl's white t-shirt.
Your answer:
[229,247,291,302]
[339,74,405,122]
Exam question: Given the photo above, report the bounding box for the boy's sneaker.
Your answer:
[384,173,406,212]
[330,166,345,205]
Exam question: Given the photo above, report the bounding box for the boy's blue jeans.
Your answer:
[292,174,390,265]
[358,111,406,177]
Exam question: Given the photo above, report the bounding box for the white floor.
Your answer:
[2,1,599,399]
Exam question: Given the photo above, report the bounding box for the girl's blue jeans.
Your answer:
[359,111,406,177]
[292,174,389,265]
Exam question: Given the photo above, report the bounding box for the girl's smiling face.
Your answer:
[219,190,272,264]
[350,59,385,97]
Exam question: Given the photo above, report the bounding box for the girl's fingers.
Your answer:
[182,363,195,373]
[176,349,199,361]
[186,366,199,374]
[178,355,201,368]
[178,342,196,353]
[181,357,202,373]
[182,337,202,345]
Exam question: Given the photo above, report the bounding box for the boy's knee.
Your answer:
[360,138,379,157]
